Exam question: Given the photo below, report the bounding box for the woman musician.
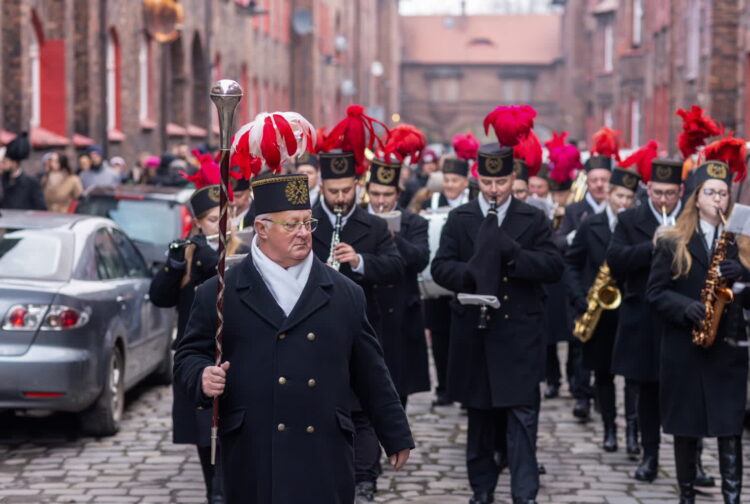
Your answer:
[647,157,750,504]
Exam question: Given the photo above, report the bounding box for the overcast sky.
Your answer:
[399,0,558,15]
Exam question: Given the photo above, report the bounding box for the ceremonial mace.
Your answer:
[209,80,243,465]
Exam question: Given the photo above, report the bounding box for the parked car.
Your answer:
[0,210,175,436]
[74,185,194,267]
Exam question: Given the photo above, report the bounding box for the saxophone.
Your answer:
[573,262,622,342]
[692,211,735,348]
[327,207,343,270]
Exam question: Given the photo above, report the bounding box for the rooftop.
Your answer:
[401,14,562,65]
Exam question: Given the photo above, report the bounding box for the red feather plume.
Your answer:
[590,127,622,161]
[323,104,389,174]
[544,131,568,152]
[703,136,748,183]
[548,144,582,184]
[182,149,238,200]
[483,104,536,147]
[619,140,659,183]
[452,132,480,161]
[382,124,427,164]
[314,127,329,154]
[513,130,543,177]
[676,105,722,158]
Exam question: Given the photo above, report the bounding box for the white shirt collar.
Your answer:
[699,219,723,251]
[605,204,618,232]
[321,198,357,228]
[648,198,682,226]
[585,192,608,214]
[477,193,512,226]
[447,188,470,208]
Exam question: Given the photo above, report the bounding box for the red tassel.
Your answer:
[676,105,722,158]
[544,131,568,152]
[483,104,536,147]
[548,144,582,184]
[619,140,659,183]
[590,127,622,161]
[704,136,747,183]
[314,127,329,154]
[323,104,388,174]
[383,124,427,164]
[513,130,543,177]
[452,132,479,161]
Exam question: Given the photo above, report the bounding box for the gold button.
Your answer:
[502,276,508,283]
[196,260,202,267]
[503,295,509,301]
[277,423,286,432]
[308,379,316,387]
[194,286,198,291]
[306,425,315,434]
[307,332,316,341]
[504,314,509,320]
[278,333,287,340]
[163,267,169,272]
[388,308,394,313]
[278,377,287,385]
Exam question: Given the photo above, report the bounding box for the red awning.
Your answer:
[167,123,187,136]
[108,129,126,142]
[0,129,17,145]
[30,127,70,147]
[72,133,95,147]
[187,124,207,137]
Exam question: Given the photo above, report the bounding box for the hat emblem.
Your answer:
[655,166,671,181]
[485,157,502,175]
[706,162,728,180]
[285,178,309,205]
[331,157,349,175]
[376,166,396,185]
[622,173,637,189]
[208,186,221,203]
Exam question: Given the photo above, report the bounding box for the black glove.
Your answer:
[574,297,589,315]
[167,240,187,265]
[190,235,219,276]
[720,259,744,281]
[496,227,521,261]
[684,301,706,326]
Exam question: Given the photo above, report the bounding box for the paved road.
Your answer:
[0,364,744,503]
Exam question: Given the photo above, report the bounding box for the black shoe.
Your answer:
[694,459,715,488]
[634,453,658,482]
[432,393,452,406]
[355,481,376,503]
[544,383,560,399]
[678,482,696,504]
[572,398,590,421]
[626,419,640,460]
[469,492,494,504]
[718,436,742,504]
[512,499,537,504]
[538,463,546,475]
[603,423,617,452]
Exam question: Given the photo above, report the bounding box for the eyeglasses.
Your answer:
[651,189,680,198]
[261,218,318,233]
[702,188,729,199]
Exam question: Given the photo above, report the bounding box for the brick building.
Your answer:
[399,13,563,144]
[0,0,398,169]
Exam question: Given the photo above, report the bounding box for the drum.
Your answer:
[418,209,453,299]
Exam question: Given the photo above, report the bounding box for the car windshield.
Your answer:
[76,198,179,247]
[0,229,73,280]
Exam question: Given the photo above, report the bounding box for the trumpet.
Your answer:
[327,207,344,270]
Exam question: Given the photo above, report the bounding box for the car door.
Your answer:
[109,227,170,374]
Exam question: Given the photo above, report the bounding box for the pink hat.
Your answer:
[144,156,160,168]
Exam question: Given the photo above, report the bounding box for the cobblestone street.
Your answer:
[0,366,746,503]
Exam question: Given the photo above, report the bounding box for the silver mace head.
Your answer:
[210,80,243,151]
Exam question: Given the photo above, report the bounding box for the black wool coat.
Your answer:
[557,198,598,238]
[372,208,431,397]
[647,232,750,437]
[565,211,618,373]
[174,254,414,504]
[431,198,563,408]
[149,237,218,446]
[311,203,405,338]
[1,172,46,210]
[606,203,662,382]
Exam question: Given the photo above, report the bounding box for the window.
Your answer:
[501,79,532,102]
[603,22,614,72]
[603,107,613,128]
[110,228,149,278]
[30,24,41,128]
[94,229,127,280]
[106,29,122,132]
[429,78,460,102]
[630,98,641,147]
[139,35,153,122]
[632,0,643,47]
[685,0,700,81]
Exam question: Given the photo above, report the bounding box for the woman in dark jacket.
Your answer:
[647,160,750,504]
[150,176,242,504]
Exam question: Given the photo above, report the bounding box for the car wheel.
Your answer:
[80,345,125,437]
[150,326,175,386]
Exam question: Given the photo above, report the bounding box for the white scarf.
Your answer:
[585,192,607,214]
[250,235,313,317]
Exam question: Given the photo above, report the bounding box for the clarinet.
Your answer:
[327,207,343,270]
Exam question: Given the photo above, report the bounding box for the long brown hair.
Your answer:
[662,182,750,278]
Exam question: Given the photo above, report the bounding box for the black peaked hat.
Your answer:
[584,155,613,172]
[368,157,401,187]
[443,158,469,177]
[477,144,514,177]
[251,173,311,215]
[295,152,319,169]
[189,185,221,217]
[513,159,529,182]
[5,132,30,162]
[691,160,732,189]
[229,169,251,192]
[649,159,683,185]
[319,150,356,179]
[610,167,641,192]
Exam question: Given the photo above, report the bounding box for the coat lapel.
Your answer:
[501,198,536,241]
[342,207,371,247]
[458,200,483,245]
[634,203,659,239]
[687,230,709,270]
[589,214,611,248]
[235,255,286,330]
[279,259,333,333]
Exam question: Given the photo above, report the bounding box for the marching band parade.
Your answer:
[2,3,750,504]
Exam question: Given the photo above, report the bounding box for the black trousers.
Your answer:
[636,381,661,455]
[567,339,593,399]
[353,410,382,484]
[425,297,451,396]
[593,371,638,425]
[466,395,540,500]
[197,445,224,502]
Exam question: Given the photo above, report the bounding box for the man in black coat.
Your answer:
[311,150,405,501]
[174,173,413,504]
[366,157,431,407]
[0,132,46,211]
[431,145,563,504]
[556,154,612,420]
[565,168,640,455]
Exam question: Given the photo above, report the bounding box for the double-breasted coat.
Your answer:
[431,198,564,409]
[173,254,414,504]
[372,208,431,397]
[311,204,405,338]
[606,203,662,382]
[557,198,598,238]
[647,232,750,437]
[565,211,618,373]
